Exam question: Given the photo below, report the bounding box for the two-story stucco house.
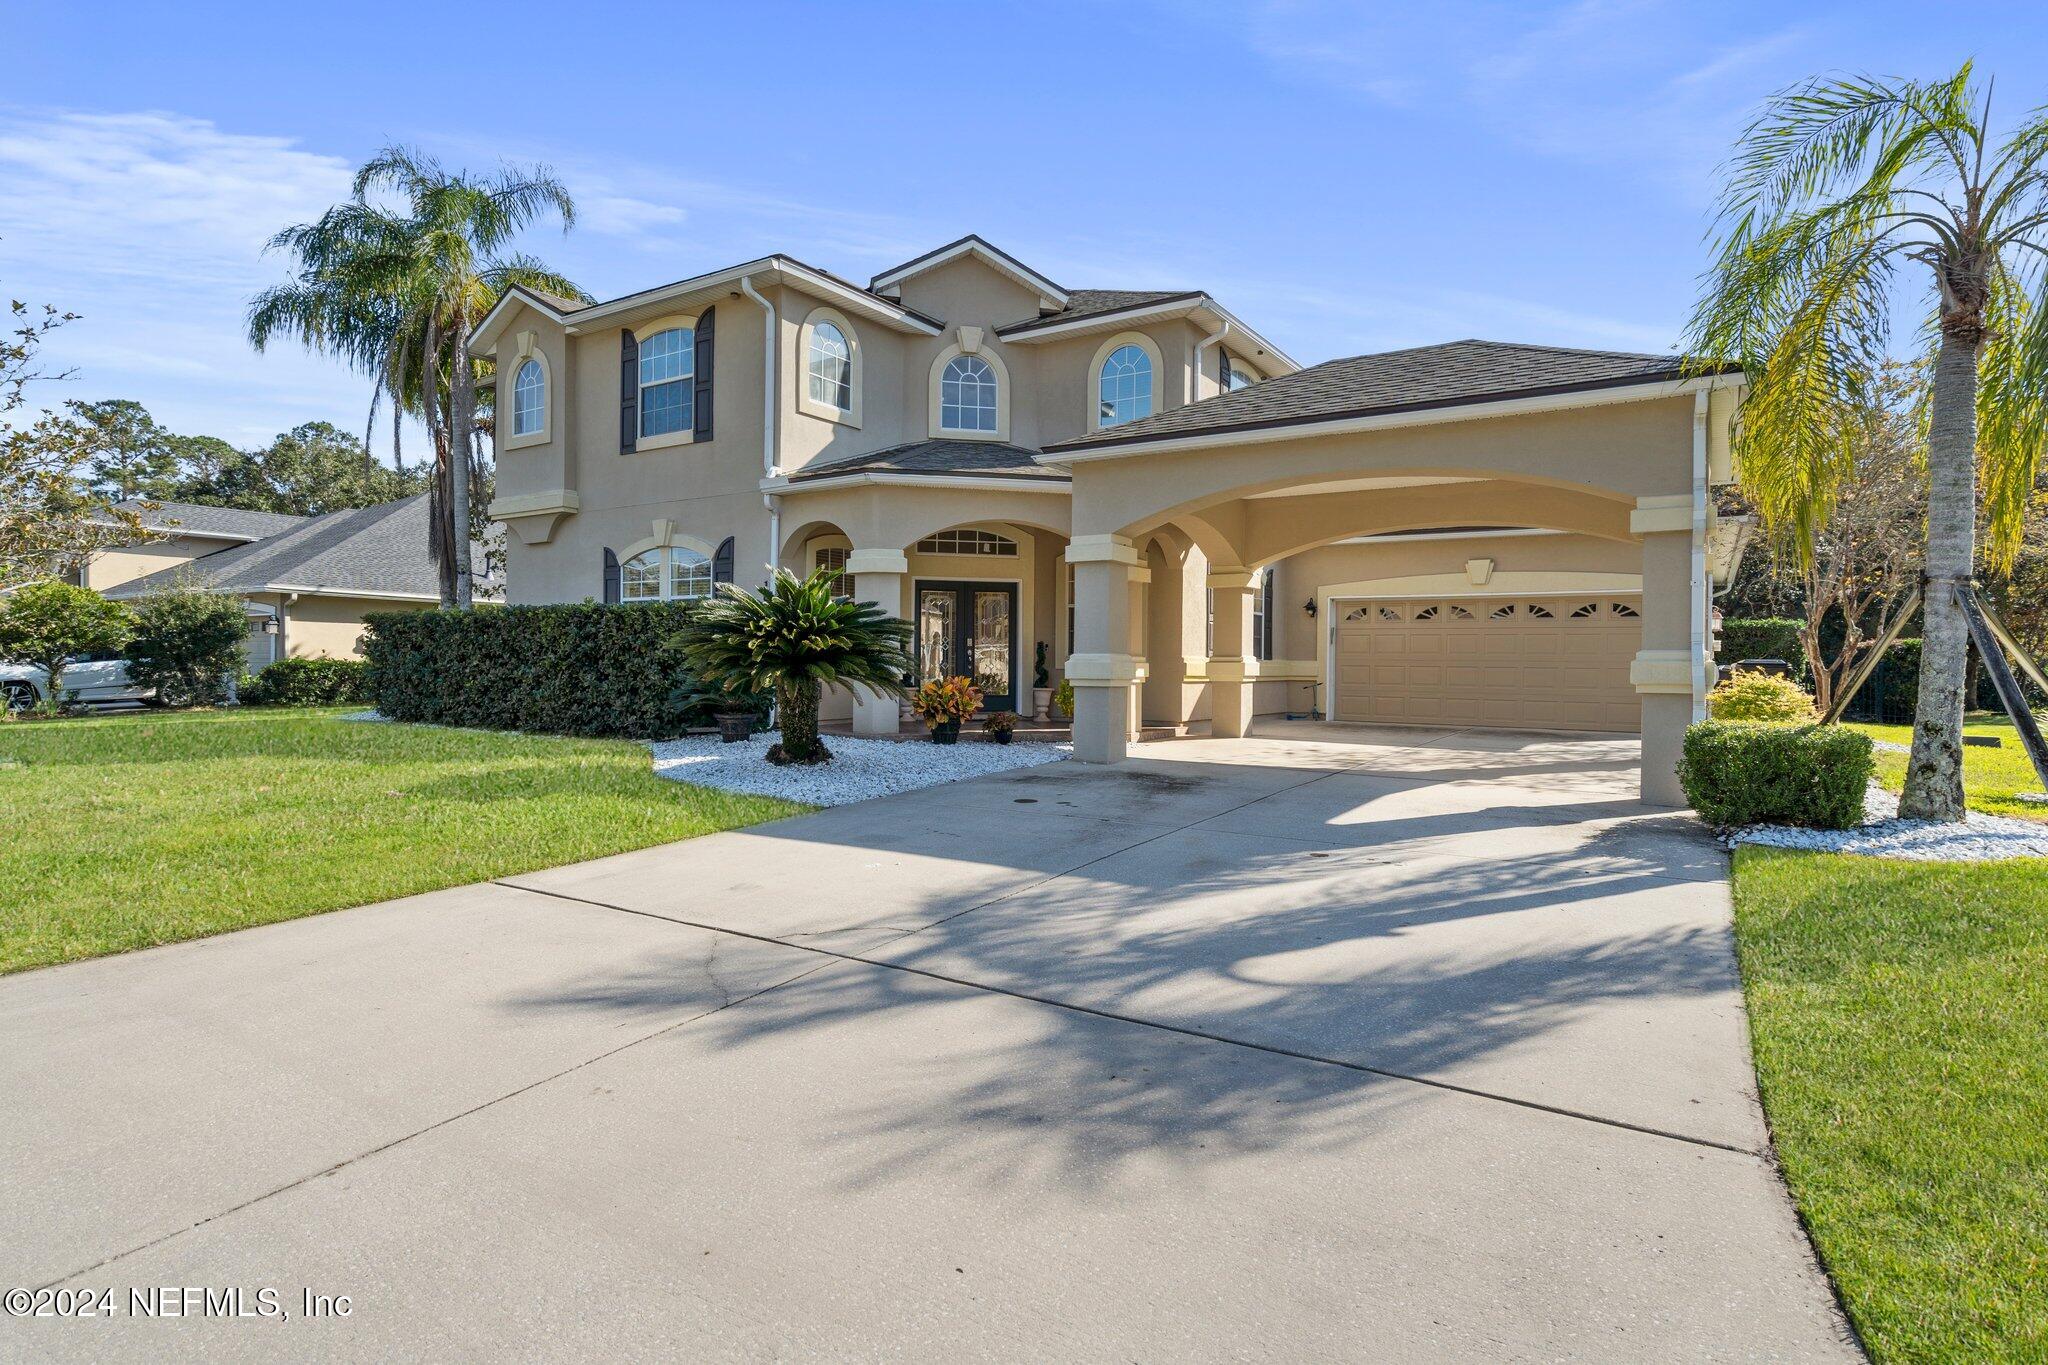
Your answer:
[475,235,1747,802]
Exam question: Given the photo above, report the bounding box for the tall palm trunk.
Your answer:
[419,313,456,610]
[448,312,475,610]
[1899,328,1979,820]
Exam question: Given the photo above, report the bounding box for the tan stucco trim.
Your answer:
[489,489,580,545]
[927,335,1012,442]
[504,332,552,450]
[794,306,862,429]
[1316,570,1642,602]
[1629,494,1694,535]
[618,519,719,565]
[1065,652,1142,686]
[844,548,909,575]
[1630,649,1703,694]
[1086,331,1166,434]
[1066,534,1141,567]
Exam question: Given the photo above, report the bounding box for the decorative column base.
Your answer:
[1207,657,1255,739]
[1068,652,1140,764]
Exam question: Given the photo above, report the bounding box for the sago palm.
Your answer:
[250,146,582,608]
[673,569,915,766]
[1687,64,2048,821]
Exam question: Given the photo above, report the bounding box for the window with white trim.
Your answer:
[1097,344,1153,427]
[1222,357,1254,392]
[512,358,545,436]
[940,355,998,432]
[621,546,712,602]
[638,327,694,438]
[807,321,852,412]
[915,529,1015,556]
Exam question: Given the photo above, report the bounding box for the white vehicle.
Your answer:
[0,653,159,711]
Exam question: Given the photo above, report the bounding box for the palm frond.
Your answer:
[1977,261,2048,570]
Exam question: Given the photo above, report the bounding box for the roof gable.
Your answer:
[869,236,1067,311]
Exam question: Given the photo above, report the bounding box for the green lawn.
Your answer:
[0,707,805,974]
[1734,847,2048,1361]
[1848,715,2048,822]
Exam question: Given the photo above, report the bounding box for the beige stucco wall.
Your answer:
[244,592,435,662]
[83,535,244,592]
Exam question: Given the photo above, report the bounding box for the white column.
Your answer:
[1207,566,1257,739]
[847,548,909,738]
[1067,534,1141,763]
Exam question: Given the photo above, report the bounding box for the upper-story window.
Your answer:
[512,358,545,437]
[621,546,712,602]
[807,321,851,411]
[639,326,695,438]
[1223,356,1255,392]
[940,355,999,432]
[1098,344,1153,427]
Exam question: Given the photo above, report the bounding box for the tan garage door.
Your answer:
[1332,596,1642,733]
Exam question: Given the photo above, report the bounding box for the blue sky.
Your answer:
[5,1,2046,453]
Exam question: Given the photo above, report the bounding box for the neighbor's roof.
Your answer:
[110,499,309,543]
[784,439,1068,485]
[995,289,1200,335]
[107,495,468,601]
[1045,340,1717,453]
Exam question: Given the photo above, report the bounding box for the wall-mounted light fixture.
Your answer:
[1302,597,1318,618]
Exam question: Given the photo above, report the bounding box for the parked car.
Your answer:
[0,653,158,711]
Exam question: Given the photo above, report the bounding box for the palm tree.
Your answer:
[673,569,916,766]
[250,146,582,608]
[1687,65,2048,822]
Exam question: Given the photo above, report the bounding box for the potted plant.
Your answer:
[1031,643,1052,721]
[1052,677,1075,721]
[983,710,1019,744]
[911,675,982,744]
[671,569,914,765]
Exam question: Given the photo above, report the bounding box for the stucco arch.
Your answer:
[1238,480,1634,567]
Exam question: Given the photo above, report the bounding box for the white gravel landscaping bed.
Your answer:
[650,732,1067,805]
[1731,784,2048,861]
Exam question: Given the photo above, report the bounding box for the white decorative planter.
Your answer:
[1031,688,1052,723]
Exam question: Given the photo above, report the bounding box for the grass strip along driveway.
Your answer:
[1734,847,2048,1361]
[0,707,804,974]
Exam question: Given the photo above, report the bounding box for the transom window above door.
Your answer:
[1097,343,1153,427]
[621,546,712,601]
[940,355,998,432]
[638,326,695,438]
[916,528,1017,556]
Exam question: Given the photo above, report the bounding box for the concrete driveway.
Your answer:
[1,723,1854,1361]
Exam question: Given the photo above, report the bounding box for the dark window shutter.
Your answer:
[1219,347,1235,392]
[602,548,621,604]
[692,306,715,442]
[711,536,735,586]
[1260,571,1274,659]
[619,330,639,453]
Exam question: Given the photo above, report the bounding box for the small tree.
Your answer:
[0,579,131,709]
[123,582,247,705]
[672,569,914,765]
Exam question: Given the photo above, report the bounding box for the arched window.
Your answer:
[620,546,712,602]
[1222,356,1255,392]
[940,355,998,432]
[1098,344,1153,427]
[638,326,695,438]
[512,358,545,437]
[807,320,852,412]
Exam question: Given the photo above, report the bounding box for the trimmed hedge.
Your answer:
[361,603,706,738]
[1718,618,1805,673]
[1677,721,1872,830]
[242,657,371,707]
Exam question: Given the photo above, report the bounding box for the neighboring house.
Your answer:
[105,495,463,671]
[474,234,1749,802]
[75,501,311,593]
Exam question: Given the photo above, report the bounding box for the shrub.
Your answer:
[0,579,130,709]
[362,602,707,738]
[1718,618,1806,673]
[242,657,370,707]
[1708,668,1818,723]
[123,583,247,705]
[1677,721,1873,829]
[1052,677,1075,719]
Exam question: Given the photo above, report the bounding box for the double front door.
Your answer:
[915,581,1016,712]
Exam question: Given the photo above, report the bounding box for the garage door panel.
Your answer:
[1333,597,1641,734]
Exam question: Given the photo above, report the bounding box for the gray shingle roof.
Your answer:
[112,500,309,542]
[107,495,469,600]
[996,289,1201,336]
[1045,340,1706,452]
[787,439,1069,483]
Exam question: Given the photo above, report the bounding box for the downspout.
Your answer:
[740,274,779,573]
[1191,315,1231,402]
[1690,390,1710,721]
